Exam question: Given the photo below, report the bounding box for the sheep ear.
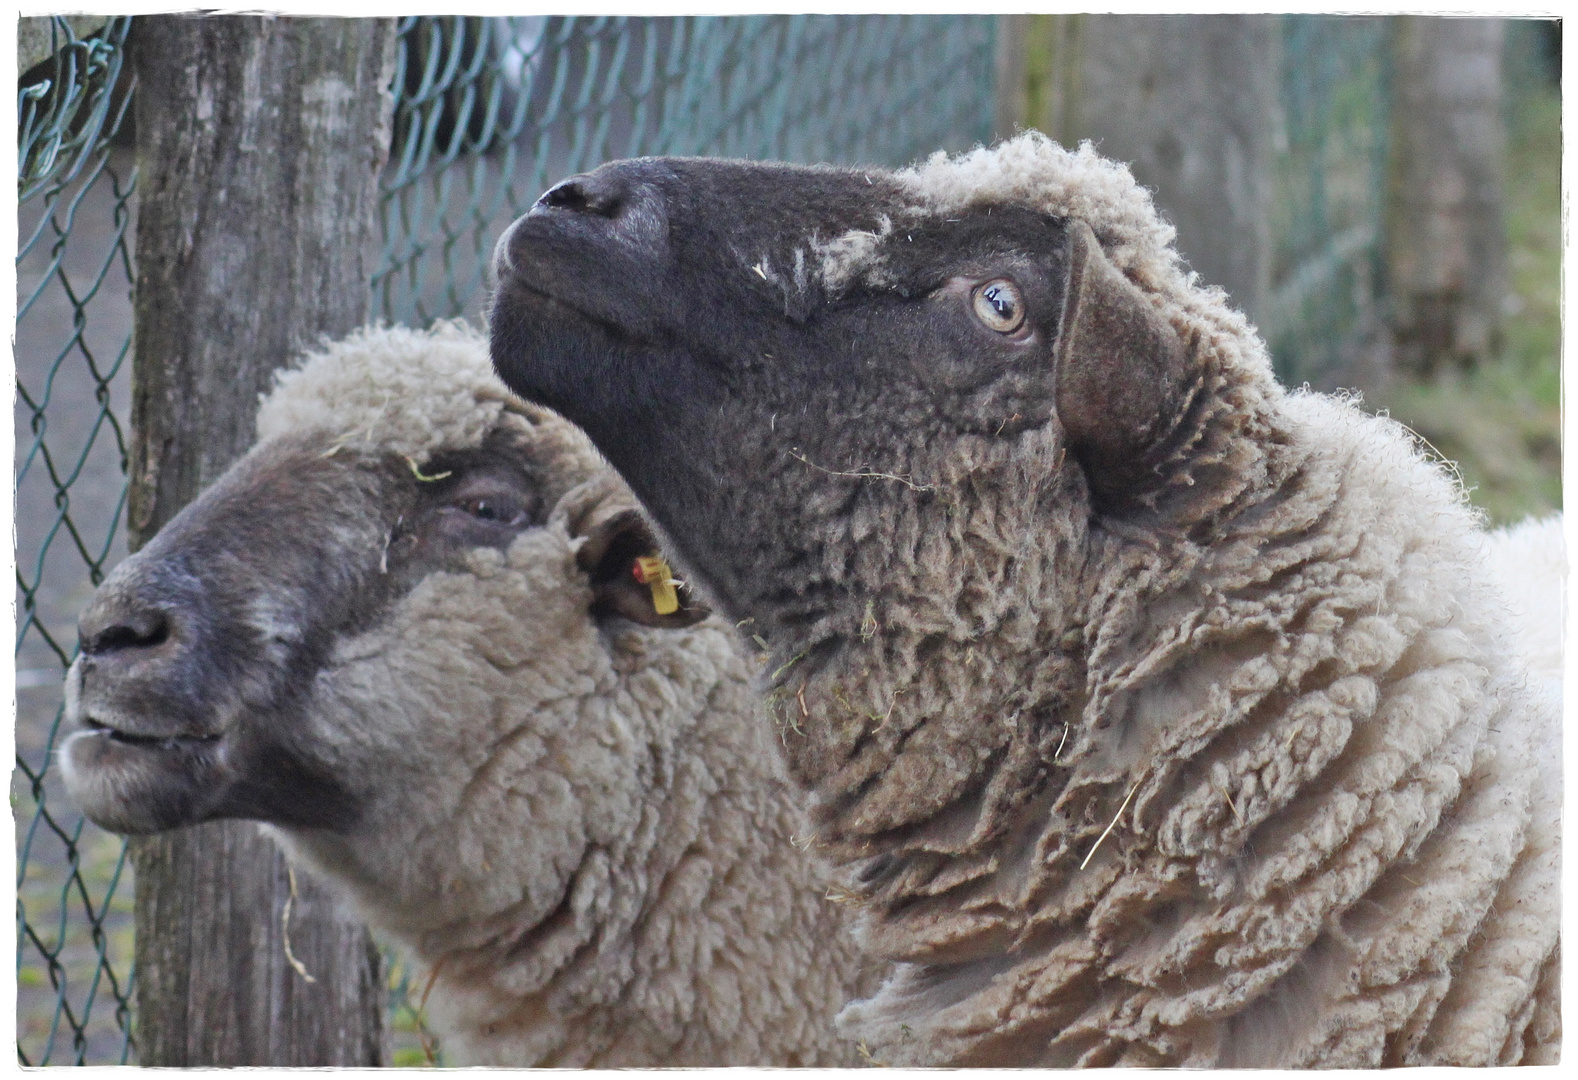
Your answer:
[1053,221,1190,497]
[564,481,711,629]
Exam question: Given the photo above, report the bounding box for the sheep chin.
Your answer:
[58,725,226,835]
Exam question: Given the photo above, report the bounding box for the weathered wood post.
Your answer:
[126,15,398,1065]
[1384,16,1508,376]
[995,14,1282,326]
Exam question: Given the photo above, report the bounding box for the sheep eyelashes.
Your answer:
[489,133,1560,1067]
[60,324,868,1066]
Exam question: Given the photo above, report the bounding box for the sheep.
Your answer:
[1482,514,1564,683]
[486,132,1562,1067]
[58,322,876,1067]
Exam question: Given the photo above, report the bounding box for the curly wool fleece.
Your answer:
[759,136,1561,1067]
[251,324,873,1065]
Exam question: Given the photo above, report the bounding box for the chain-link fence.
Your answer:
[14,14,996,1065]
[1266,16,1558,391]
[1266,15,1393,386]
[15,16,138,1065]
[375,14,996,326]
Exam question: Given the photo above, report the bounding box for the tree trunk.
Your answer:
[995,14,1282,327]
[126,14,398,1065]
[1385,17,1507,376]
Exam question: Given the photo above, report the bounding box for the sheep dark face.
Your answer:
[491,158,1189,690]
[496,162,1061,606]
[60,423,699,836]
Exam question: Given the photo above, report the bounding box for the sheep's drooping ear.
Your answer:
[563,479,711,629]
[1053,220,1190,496]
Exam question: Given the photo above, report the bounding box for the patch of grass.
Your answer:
[1374,80,1561,525]
[1379,379,1560,523]
[392,1046,434,1067]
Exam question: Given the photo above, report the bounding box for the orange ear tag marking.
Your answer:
[632,555,680,615]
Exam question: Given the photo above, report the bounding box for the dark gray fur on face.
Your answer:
[60,425,581,834]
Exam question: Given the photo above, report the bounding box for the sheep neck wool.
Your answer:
[814,138,1559,1068]
[828,139,1558,1067]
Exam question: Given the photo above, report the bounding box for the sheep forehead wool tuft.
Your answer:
[809,133,1270,377]
[257,320,595,469]
[897,133,1178,281]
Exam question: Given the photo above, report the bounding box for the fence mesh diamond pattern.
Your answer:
[375,15,997,326]
[15,16,138,1065]
[14,14,995,1065]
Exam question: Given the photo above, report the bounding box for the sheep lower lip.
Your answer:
[83,718,220,751]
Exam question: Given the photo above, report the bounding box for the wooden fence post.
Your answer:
[995,14,1282,326]
[1384,16,1508,376]
[125,14,398,1065]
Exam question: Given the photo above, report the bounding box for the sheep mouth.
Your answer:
[79,716,222,753]
[61,718,232,836]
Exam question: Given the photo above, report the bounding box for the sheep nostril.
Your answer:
[82,609,171,655]
[536,175,624,218]
[538,179,589,211]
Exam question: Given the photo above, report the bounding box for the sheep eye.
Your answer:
[457,496,524,525]
[972,279,1025,334]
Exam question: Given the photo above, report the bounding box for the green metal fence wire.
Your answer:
[375,14,998,325]
[1266,15,1394,386]
[13,14,997,1065]
[15,16,138,1066]
[1264,19,1557,388]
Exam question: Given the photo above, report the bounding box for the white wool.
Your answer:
[245,325,871,1064]
[1479,513,1564,681]
[257,321,517,463]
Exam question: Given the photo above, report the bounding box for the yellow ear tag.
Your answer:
[632,555,680,615]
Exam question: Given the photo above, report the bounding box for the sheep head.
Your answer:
[61,326,707,839]
[492,148,1201,559]
[489,137,1272,848]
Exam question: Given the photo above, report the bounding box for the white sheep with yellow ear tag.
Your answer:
[60,322,878,1067]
